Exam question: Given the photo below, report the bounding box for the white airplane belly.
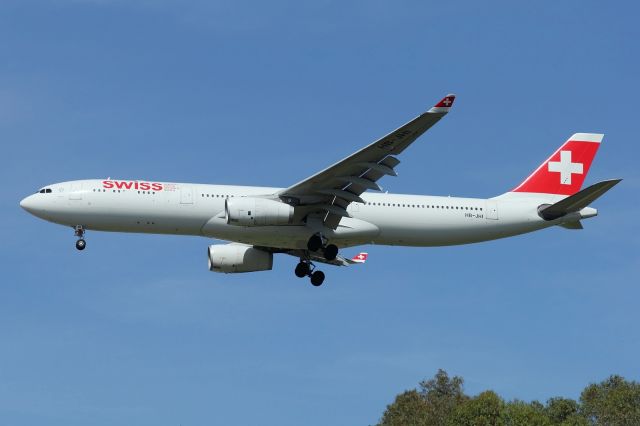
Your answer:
[201,215,380,249]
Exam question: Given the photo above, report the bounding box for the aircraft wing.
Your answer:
[277,94,456,229]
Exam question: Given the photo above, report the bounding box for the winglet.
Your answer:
[429,94,456,113]
[350,252,368,264]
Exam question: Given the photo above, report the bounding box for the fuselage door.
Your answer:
[69,182,83,200]
[180,185,194,204]
[485,200,499,220]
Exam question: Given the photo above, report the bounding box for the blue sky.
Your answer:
[1,1,638,424]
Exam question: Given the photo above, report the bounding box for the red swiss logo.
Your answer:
[512,140,600,195]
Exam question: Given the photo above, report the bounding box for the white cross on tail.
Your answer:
[547,150,583,185]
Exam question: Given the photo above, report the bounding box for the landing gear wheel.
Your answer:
[295,262,310,278]
[307,234,323,252]
[323,244,338,261]
[74,225,86,251]
[310,270,325,286]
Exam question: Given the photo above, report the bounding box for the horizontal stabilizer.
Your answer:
[559,221,584,230]
[347,252,368,264]
[539,179,621,220]
[281,250,368,267]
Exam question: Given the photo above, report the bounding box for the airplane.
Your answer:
[19,94,620,286]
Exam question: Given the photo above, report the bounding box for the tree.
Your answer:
[545,397,587,425]
[378,371,640,426]
[580,375,640,425]
[418,369,468,426]
[501,400,551,426]
[447,390,504,426]
[378,390,430,426]
[378,369,467,426]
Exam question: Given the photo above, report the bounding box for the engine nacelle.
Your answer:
[207,244,273,273]
[225,197,294,226]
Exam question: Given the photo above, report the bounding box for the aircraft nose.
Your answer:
[20,195,37,213]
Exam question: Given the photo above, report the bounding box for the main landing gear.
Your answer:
[295,234,338,286]
[74,225,86,251]
[306,234,339,261]
[295,259,325,286]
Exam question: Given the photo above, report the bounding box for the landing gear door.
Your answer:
[180,185,194,204]
[485,200,499,220]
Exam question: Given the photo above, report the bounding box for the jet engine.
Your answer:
[225,197,294,226]
[207,244,273,273]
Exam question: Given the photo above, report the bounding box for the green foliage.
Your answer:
[378,371,640,426]
[418,369,468,426]
[447,390,504,426]
[545,397,585,425]
[501,399,551,426]
[379,370,466,426]
[378,390,430,426]
[580,375,640,425]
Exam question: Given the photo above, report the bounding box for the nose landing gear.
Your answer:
[74,225,86,251]
[294,259,326,286]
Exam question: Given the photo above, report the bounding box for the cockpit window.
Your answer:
[46,188,52,193]
[38,188,53,194]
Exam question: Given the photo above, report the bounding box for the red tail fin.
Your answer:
[350,252,368,264]
[512,133,602,195]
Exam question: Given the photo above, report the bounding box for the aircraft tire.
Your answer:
[310,271,325,286]
[75,239,86,251]
[323,244,338,261]
[295,262,309,278]
[307,235,323,252]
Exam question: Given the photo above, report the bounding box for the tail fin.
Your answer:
[511,133,602,195]
[348,252,368,264]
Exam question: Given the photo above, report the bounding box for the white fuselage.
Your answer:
[20,179,579,250]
